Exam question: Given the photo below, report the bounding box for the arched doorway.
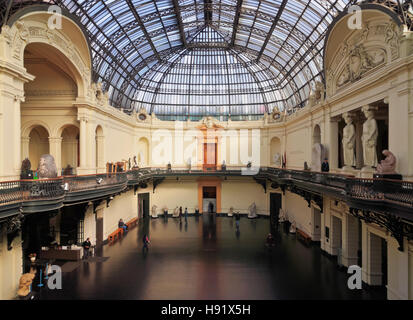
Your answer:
[28,126,49,170]
[313,125,321,145]
[95,126,104,173]
[61,125,79,175]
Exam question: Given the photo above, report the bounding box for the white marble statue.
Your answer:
[289,221,296,234]
[248,202,258,219]
[361,105,378,170]
[278,209,287,223]
[173,206,180,218]
[151,205,158,218]
[377,150,397,174]
[311,143,325,172]
[273,153,281,167]
[342,112,356,169]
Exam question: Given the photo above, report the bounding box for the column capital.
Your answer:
[48,137,63,143]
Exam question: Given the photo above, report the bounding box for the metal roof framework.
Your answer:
[2,0,413,119]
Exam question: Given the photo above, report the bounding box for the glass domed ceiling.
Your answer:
[56,0,357,119]
[136,26,282,120]
[6,1,412,119]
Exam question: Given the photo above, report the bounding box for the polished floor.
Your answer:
[41,215,386,300]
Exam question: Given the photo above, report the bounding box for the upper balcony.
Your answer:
[1,167,412,224]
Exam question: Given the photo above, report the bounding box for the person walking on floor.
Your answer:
[235,213,240,230]
[82,237,91,259]
[142,234,150,252]
[184,207,188,222]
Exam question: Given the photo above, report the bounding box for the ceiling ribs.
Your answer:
[230,0,243,47]
[126,0,160,61]
[172,0,187,47]
[257,0,288,61]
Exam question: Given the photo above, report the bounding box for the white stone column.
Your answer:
[342,213,359,267]
[48,137,62,175]
[329,120,339,171]
[21,136,30,162]
[77,116,89,175]
[388,88,410,177]
[0,58,34,181]
[96,134,105,173]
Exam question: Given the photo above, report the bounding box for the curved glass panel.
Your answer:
[2,0,397,118]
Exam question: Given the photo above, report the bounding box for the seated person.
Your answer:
[118,219,128,232]
[266,233,275,246]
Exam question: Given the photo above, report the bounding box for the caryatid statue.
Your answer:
[361,105,378,170]
[342,112,356,169]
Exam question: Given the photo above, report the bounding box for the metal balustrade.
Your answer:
[0,167,412,213]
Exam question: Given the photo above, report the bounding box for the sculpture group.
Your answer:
[342,105,379,172]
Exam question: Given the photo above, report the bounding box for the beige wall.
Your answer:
[102,190,137,239]
[0,225,22,300]
[221,178,268,215]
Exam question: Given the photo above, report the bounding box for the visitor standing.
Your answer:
[82,237,91,259]
[321,158,330,172]
[142,234,150,251]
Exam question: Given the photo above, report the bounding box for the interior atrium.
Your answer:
[0,0,413,302]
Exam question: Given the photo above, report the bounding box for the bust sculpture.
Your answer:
[342,112,356,169]
[248,202,258,219]
[361,105,378,170]
[37,154,58,179]
[377,150,397,174]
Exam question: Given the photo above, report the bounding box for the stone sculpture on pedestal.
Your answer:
[151,205,158,218]
[342,112,356,170]
[37,154,58,179]
[311,143,325,172]
[248,202,258,219]
[361,105,378,170]
[273,153,281,167]
[377,150,396,174]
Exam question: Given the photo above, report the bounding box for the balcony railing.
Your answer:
[0,167,412,214]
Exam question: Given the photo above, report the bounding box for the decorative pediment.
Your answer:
[199,116,221,129]
[336,44,386,88]
[325,17,403,97]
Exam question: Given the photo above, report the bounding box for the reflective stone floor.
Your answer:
[41,216,386,300]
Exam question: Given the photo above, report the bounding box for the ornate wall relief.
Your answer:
[325,18,403,97]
